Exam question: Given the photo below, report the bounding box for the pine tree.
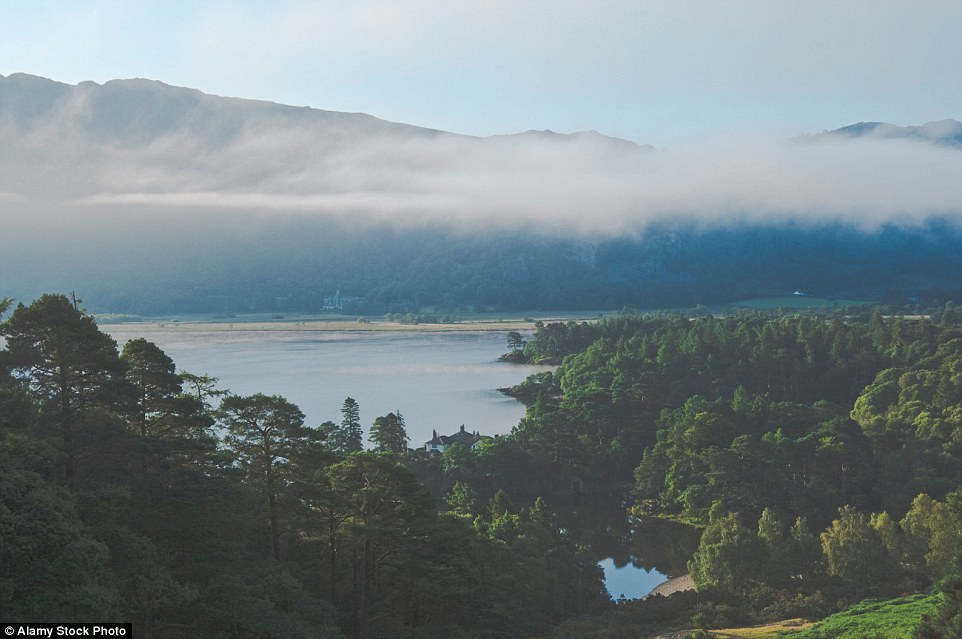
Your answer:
[340,397,363,453]
[220,393,313,559]
[369,411,409,454]
[2,294,130,484]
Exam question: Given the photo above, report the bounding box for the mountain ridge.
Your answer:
[0,72,641,146]
[822,118,962,146]
[4,72,959,154]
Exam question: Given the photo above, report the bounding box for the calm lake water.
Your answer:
[104,326,547,448]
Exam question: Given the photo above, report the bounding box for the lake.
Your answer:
[104,326,548,448]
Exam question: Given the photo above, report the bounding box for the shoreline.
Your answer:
[98,314,606,334]
[646,574,695,598]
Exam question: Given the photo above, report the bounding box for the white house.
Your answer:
[424,425,488,454]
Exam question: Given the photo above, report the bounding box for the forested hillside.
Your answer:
[6,219,962,315]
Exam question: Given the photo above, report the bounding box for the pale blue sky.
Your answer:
[2,1,960,145]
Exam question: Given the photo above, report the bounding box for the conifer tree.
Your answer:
[2,294,129,484]
[340,396,363,453]
[369,411,408,454]
[220,393,315,559]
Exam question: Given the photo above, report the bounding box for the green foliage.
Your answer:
[121,337,211,441]
[500,327,531,362]
[323,396,364,454]
[0,296,350,636]
[632,396,876,523]
[219,393,320,560]
[441,442,478,483]
[689,506,764,593]
[510,313,944,502]
[506,310,962,634]
[2,294,131,484]
[3,294,128,414]
[820,506,898,588]
[851,341,962,509]
[780,594,940,639]
[914,556,962,639]
[900,492,962,579]
[529,313,897,407]
[0,444,121,620]
[179,371,228,409]
[683,495,953,617]
[445,480,479,516]
[369,411,409,454]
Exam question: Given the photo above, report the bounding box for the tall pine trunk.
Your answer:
[267,467,281,560]
[328,503,338,606]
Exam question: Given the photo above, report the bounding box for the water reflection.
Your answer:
[556,509,701,600]
[599,557,666,600]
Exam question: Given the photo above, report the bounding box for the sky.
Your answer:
[1,0,961,146]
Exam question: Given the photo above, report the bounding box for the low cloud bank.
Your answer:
[1,77,960,237]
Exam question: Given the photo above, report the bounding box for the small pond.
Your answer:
[557,511,702,600]
[599,557,667,600]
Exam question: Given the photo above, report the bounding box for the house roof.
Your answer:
[425,424,487,447]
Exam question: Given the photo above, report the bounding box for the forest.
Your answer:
[499,309,962,637]
[2,294,961,638]
[6,220,962,317]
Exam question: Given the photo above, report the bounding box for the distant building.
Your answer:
[322,291,365,311]
[322,291,344,310]
[424,425,489,454]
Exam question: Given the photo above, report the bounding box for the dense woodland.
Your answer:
[501,310,962,637]
[3,295,962,637]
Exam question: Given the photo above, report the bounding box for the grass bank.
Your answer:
[777,593,940,639]
[665,593,939,639]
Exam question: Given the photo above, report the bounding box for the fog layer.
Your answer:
[2,74,960,237]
